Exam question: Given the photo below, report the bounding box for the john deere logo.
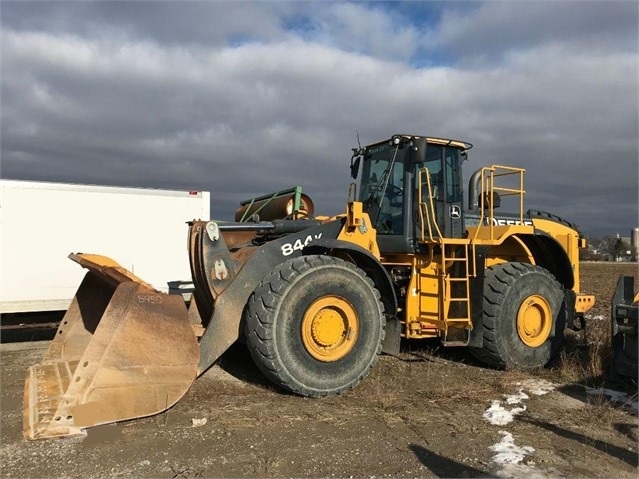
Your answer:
[449,205,461,219]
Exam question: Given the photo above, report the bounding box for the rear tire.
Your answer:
[470,262,565,369]
[245,255,385,397]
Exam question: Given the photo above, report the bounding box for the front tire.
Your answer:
[470,262,565,369]
[245,255,385,397]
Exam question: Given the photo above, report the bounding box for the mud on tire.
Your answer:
[244,255,385,397]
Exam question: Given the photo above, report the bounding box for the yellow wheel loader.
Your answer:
[24,134,595,440]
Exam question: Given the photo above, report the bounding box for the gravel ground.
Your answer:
[1,261,637,478]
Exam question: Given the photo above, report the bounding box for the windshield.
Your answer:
[359,142,406,234]
[359,142,405,204]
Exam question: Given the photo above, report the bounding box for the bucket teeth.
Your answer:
[24,361,85,439]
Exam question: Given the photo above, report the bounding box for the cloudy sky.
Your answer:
[1,1,637,238]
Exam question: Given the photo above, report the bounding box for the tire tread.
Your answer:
[245,255,385,397]
[471,262,563,369]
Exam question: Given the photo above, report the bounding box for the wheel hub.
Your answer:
[311,310,345,346]
[517,294,552,347]
[302,296,359,362]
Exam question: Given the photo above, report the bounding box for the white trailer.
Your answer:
[0,179,210,314]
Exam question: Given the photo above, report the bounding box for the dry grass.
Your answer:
[362,372,403,410]
[559,328,612,384]
[556,262,637,388]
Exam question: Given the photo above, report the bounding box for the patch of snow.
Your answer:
[586,387,639,412]
[484,379,564,478]
[515,378,556,396]
[483,400,526,426]
[484,379,555,426]
[504,390,529,404]
[490,431,535,465]
[490,431,560,478]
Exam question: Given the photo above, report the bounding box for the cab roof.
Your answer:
[366,134,472,151]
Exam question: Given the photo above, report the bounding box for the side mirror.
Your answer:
[350,157,361,179]
[410,137,427,163]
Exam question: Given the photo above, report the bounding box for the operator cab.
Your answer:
[351,134,472,253]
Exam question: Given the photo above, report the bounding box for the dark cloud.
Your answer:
[1,1,637,237]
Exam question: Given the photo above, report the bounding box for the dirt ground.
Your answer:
[1,262,637,479]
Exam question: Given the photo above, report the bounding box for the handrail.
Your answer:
[474,165,526,242]
[417,164,526,246]
[417,167,443,242]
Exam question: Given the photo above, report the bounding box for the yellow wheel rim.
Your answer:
[301,296,359,362]
[517,294,552,347]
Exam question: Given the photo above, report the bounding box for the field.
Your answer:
[1,262,637,478]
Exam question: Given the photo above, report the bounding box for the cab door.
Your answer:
[416,144,464,239]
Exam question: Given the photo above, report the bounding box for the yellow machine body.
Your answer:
[23,135,596,440]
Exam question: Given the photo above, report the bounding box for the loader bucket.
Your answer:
[23,254,199,440]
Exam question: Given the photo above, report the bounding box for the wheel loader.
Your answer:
[23,134,596,440]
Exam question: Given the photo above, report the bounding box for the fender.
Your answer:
[304,238,398,317]
[304,238,400,356]
[196,219,344,374]
[517,231,575,289]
